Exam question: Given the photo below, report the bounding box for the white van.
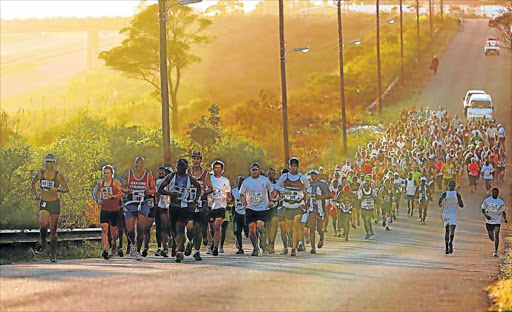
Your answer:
[466,94,494,119]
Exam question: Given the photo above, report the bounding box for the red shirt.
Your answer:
[468,163,479,176]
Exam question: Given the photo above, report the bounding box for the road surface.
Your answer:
[1,19,511,312]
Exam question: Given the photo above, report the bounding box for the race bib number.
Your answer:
[41,180,54,189]
[101,187,113,199]
[250,192,263,202]
[213,189,224,199]
[132,190,145,202]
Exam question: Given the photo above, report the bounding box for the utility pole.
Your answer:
[158,0,172,166]
[376,0,382,115]
[279,0,290,167]
[416,0,421,62]
[429,0,433,37]
[337,0,348,154]
[400,0,404,83]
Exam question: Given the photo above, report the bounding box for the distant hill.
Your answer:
[0,17,131,33]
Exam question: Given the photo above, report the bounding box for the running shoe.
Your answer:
[118,248,124,257]
[365,234,371,240]
[268,244,275,254]
[102,250,110,260]
[213,248,219,256]
[35,242,47,254]
[492,251,498,257]
[206,247,212,255]
[155,249,162,257]
[370,230,375,236]
[290,249,296,256]
[337,232,342,238]
[219,246,225,254]
[310,249,317,254]
[297,244,304,252]
[50,256,57,263]
[193,251,202,261]
[333,230,338,237]
[236,249,244,255]
[175,252,184,263]
[141,249,148,257]
[161,250,169,258]
[135,252,143,261]
[185,242,193,256]
[386,226,391,231]
[422,221,426,225]
[251,249,259,256]
[344,237,349,241]
[318,240,324,249]
[382,220,386,227]
[374,219,379,224]
[280,248,288,255]
[129,245,136,257]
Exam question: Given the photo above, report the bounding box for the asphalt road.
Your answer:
[1,19,511,312]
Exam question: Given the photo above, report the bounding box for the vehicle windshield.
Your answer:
[470,100,491,109]
[487,41,498,46]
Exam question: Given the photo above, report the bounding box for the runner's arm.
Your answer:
[113,179,125,199]
[456,193,464,208]
[121,171,130,193]
[146,173,156,196]
[438,192,446,207]
[157,173,174,196]
[56,172,70,193]
[31,171,42,199]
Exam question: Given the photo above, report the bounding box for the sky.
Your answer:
[0,0,260,20]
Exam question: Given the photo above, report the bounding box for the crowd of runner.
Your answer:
[31,106,508,262]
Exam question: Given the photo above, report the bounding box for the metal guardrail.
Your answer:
[0,228,102,245]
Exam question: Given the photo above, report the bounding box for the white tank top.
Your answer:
[442,190,458,215]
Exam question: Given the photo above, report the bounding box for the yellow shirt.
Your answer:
[442,163,455,179]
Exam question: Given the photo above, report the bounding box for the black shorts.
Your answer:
[486,223,501,232]
[209,208,226,222]
[171,208,193,224]
[193,210,209,226]
[469,175,478,185]
[285,208,304,221]
[40,200,60,215]
[148,206,156,219]
[245,209,268,225]
[100,210,119,227]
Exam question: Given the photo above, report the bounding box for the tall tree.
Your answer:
[489,2,512,51]
[99,4,212,134]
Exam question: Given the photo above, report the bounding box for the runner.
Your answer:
[186,151,213,259]
[405,172,417,216]
[231,176,248,254]
[335,178,354,241]
[358,177,377,239]
[96,165,124,260]
[155,167,172,257]
[121,156,156,261]
[239,162,273,256]
[142,169,158,257]
[209,160,231,256]
[417,177,431,224]
[481,188,508,257]
[438,180,464,254]
[467,158,480,193]
[378,179,395,231]
[441,156,455,189]
[393,172,404,219]
[266,168,281,254]
[278,169,291,255]
[31,154,69,262]
[276,157,310,256]
[481,160,495,194]
[158,158,201,263]
[307,170,330,254]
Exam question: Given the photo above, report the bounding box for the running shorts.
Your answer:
[40,199,60,215]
